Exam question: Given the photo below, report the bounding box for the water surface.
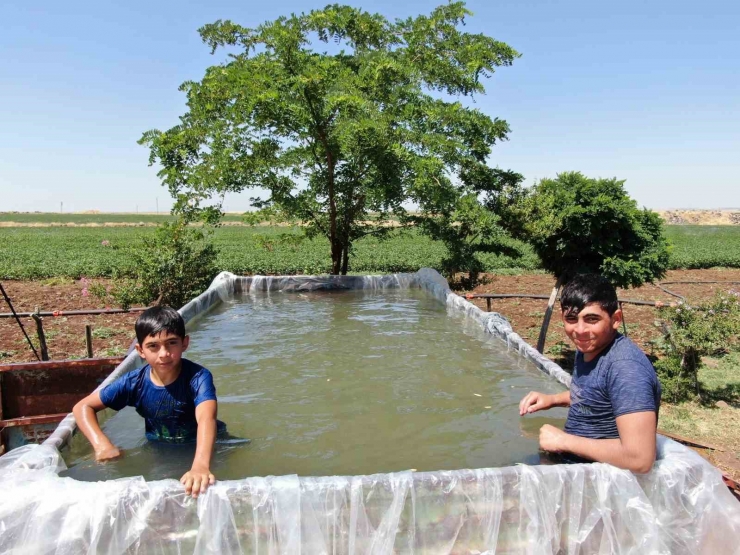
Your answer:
[62,289,567,480]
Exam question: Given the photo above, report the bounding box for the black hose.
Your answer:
[654,284,686,302]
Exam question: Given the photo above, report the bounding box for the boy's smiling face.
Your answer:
[135,331,190,373]
[562,302,622,362]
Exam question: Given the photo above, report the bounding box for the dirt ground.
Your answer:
[461,268,740,369]
[0,278,137,363]
[2,269,739,485]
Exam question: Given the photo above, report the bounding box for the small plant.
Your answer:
[253,233,305,253]
[102,346,126,357]
[135,219,219,307]
[91,327,120,340]
[90,280,142,311]
[0,350,15,360]
[657,292,740,401]
[546,340,569,356]
[92,218,219,310]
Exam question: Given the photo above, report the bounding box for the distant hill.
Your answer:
[657,210,740,225]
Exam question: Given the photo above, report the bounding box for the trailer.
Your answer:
[0,357,124,453]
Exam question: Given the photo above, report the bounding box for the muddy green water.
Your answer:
[62,289,568,481]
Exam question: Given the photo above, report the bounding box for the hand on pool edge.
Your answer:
[181,466,215,498]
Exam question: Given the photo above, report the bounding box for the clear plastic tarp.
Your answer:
[1,270,738,554]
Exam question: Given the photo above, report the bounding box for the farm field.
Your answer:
[0,212,245,225]
[0,225,540,279]
[1,223,739,280]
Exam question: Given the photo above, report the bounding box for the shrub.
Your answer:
[515,171,670,288]
[657,292,740,401]
[94,219,219,310]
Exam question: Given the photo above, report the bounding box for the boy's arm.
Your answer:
[539,411,658,473]
[72,392,121,461]
[519,390,571,415]
[181,399,217,498]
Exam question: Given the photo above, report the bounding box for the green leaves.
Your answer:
[657,293,740,401]
[140,2,518,274]
[87,219,220,310]
[515,171,671,289]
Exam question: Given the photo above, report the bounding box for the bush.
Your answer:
[657,292,740,401]
[94,219,219,310]
[515,172,670,288]
[654,355,696,403]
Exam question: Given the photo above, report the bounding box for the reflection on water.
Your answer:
[62,289,568,481]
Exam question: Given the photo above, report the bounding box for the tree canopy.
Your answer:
[140,2,519,274]
[513,171,670,288]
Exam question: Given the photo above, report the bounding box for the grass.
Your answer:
[101,346,127,357]
[698,351,740,403]
[659,352,740,461]
[91,327,121,340]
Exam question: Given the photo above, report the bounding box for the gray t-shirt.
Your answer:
[564,333,661,440]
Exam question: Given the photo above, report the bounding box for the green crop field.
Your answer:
[0,212,245,225]
[0,226,540,279]
[1,221,738,280]
[664,226,740,269]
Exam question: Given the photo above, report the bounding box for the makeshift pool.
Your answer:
[1,269,739,554]
[62,288,568,481]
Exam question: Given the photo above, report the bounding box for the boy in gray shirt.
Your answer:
[519,273,662,473]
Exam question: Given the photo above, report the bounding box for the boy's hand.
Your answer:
[95,444,122,462]
[181,466,215,498]
[539,424,568,453]
[519,391,552,415]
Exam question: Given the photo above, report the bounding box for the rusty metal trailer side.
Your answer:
[0,357,124,452]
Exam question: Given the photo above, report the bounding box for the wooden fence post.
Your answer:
[536,275,564,354]
[85,325,94,358]
[31,309,49,361]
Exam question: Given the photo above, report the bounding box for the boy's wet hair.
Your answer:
[135,305,186,345]
[560,274,619,316]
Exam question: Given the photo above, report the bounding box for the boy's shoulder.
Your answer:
[604,334,653,366]
[180,358,212,379]
[179,359,218,404]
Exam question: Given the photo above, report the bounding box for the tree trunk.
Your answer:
[330,244,341,275]
[341,244,349,275]
[536,275,564,354]
[327,152,340,275]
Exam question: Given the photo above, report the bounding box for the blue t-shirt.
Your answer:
[99,358,217,443]
[564,334,661,440]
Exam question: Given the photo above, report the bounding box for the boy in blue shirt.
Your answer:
[519,273,662,473]
[73,306,220,497]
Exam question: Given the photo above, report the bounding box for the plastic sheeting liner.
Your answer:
[2,270,739,553]
[1,437,739,553]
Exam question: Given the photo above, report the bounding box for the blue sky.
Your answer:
[1,0,738,213]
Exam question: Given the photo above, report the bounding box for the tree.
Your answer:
[139,2,519,274]
[411,168,528,285]
[512,172,670,352]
